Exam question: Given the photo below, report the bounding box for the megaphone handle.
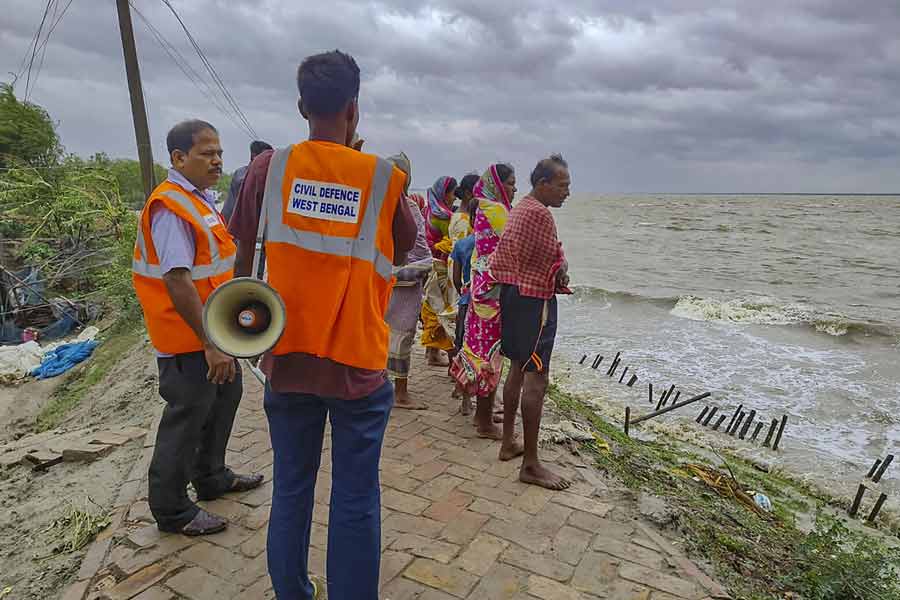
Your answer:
[243,358,267,385]
[251,189,269,282]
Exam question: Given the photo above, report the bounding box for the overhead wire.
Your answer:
[32,0,60,91]
[31,0,76,97]
[22,0,54,100]
[159,0,258,139]
[17,0,76,100]
[158,0,259,139]
[127,1,248,136]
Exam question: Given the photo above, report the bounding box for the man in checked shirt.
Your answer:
[490,154,573,490]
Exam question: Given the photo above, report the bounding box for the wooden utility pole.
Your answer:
[115,0,156,199]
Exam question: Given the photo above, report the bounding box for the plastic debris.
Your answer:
[31,340,99,379]
[0,341,45,381]
[748,490,773,512]
[1,327,100,382]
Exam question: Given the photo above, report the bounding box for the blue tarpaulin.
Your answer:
[31,340,99,379]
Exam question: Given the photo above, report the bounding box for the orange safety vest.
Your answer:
[261,141,406,370]
[132,180,236,354]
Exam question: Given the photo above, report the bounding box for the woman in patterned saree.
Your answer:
[450,163,517,437]
[421,176,459,365]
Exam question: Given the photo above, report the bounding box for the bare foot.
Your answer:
[426,349,450,367]
[498,440,525,461]
[520,463,571,490]
[394,392,427,410]
[476,425,503,440]
[460,396,472,416]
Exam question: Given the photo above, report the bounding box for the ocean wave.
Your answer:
[671,295,895,339]
[671,295,811,326]
[570,286,676,308]
[569,286,896,339]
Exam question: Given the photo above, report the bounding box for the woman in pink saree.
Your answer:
[450,163,517,438]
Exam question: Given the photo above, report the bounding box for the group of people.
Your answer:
[131,47,571,600]
[385,157,574,491]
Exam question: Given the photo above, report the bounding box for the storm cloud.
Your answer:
[2,0,900,192]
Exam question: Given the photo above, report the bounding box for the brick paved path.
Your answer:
[66,354,729,600]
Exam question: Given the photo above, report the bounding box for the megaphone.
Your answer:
[202,277,286,359]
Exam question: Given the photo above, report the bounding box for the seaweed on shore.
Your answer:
[546,383,900,600]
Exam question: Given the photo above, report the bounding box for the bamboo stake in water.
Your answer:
[762,419,778,447]
[729,412,746,436]
[867,493,888,523]
[726,404,743,433]
[872,454,894,483]
[696,406,710,423]
[772,415,788,451]
[739,410,757,439]
[750,421,764,441]
[848,484,866,517]
[866,458,883,479]
[629,392,712,426]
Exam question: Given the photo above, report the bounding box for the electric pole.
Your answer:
[115,0,156,199]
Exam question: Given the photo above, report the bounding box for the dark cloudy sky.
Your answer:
[3,0,900,193]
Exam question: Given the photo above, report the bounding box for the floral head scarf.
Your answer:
[473,164,513,209]
[426,176,454,222]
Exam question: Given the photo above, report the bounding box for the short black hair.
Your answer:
[166,119,217,157]
[455,173,479,199]
[530,153,568,187]
[296,50,361,117]
[496,163,514,184]
[250,140,272,157]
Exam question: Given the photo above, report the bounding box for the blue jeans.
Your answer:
[264,381,394,600]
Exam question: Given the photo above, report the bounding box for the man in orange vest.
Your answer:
[229,51,416,600]
[133,120,264,536]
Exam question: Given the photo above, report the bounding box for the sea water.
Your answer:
[553,194,900,509]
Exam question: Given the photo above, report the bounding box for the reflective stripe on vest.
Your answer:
[132,190,234,280]
[261,147,394,281]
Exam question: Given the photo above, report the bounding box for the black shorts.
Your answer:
[500,285,557,373]
[455,302,468,352]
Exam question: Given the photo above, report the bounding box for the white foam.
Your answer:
[671,295,812,326]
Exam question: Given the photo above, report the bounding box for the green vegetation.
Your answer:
[88,152,167,209]
[215,170,232,198]
[786,514,900,600]
[0,83,60,168]
[40,498,110,557]
[1,157,139,312]
[0,85,153,316]
[0,86,151,428]
[35,319,142,432]
[547,383,900,600]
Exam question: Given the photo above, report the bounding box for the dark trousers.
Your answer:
[264,381,393,600]
[149,352,242,530]
[455,302,469,353]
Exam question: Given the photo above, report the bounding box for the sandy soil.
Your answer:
[0,378,63,445]
[0,332,161,600]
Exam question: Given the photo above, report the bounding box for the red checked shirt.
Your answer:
[489,195,566,300]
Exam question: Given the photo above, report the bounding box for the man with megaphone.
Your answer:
[132,120,265,538]
[228,51,417,600]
